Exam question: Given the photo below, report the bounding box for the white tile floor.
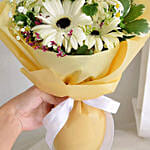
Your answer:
[28,124,150,150]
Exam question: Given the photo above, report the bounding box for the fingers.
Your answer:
[41,93,67,105]
[42,102,53,117]
[12,86,67,114]
[32,86,68,105]
[52,96,68,105]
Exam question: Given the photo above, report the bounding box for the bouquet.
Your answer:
[0,0,150,150]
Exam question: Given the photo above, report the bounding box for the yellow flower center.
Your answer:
[116,4,120,9]
[25,26,30,31]
[116,12,120,18]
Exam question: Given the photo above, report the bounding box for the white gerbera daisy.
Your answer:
[32,0,92,53]
[85,18,124,51]
[85,0,124,52]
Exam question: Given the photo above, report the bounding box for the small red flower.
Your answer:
[35,32,41,40]
[35,18,43,25]
[100,22,104,28]
[34,46,40,50]
[50,41,57,46]
[42,45,48,52]
[68,29,73,37]
[57,46,66,57]
[35,21,41,25]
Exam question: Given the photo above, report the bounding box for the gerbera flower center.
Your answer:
[91,30,100,36]
[56,18,71,29]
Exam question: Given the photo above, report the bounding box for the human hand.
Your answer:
[0,86,66,150]
[10,86,66,131]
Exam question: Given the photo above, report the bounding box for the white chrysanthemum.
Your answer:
[112,0,124,18]
[32,0,92,53]
[85,18,124,51]
[89,0,124,23]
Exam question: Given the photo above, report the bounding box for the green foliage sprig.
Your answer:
[82,3,98,17]
[119,0,150,35]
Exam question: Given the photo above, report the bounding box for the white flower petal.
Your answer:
[32,25,57,39]
[52,0,64,16]
[63,38,68,50]
[71,0,85,16]
[38,29,56,39]
[32,25,52,31]
[42,2,55,17]
[101,2,109,10]
[108,36,120,46]
[113,37,119,46]
[73,27,86,46]
[85,36,96,49]
[36,16,52,24]
[55,31,64,46]
[66,45,72,53]
[70,36,78,49]
[43,0,63,17]
[95,38,103,51]
[101,18,120,34]
[63,0,72,15]
[106,0,116,5]
[43,33,56,45]
[102,36,115,49]
[66,44,72,53]
[74,13,92,26]
[107,32,124,37]
[63,38,72,53]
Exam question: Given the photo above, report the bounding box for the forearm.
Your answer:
[0,102,22,150]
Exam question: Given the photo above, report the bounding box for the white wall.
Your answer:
[0,41,32,105]
[110,51,141,129]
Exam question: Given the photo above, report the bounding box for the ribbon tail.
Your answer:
[100,113,114,150]
[43,98,74,150]
[83,96,119,150]
[83,96,120,114]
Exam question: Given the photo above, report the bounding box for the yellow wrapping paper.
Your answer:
[0,0,149,150]
[54,102,106,150]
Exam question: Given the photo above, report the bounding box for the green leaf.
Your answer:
[26,11,36,27]
[124,19,150,35]
[14,14,28,26]
[124,4,145,23]
[76,45,94,55]
[119,0,131,17]
[82,3,98,16]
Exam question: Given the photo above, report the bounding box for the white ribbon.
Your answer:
[43,96,120,150]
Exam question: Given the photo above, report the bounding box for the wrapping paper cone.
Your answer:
[54,102,106,150]
[0,1,149,100]
[0,0,150,149]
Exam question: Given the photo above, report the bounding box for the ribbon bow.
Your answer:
[43,96,120,150]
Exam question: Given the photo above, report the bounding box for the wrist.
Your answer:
[5,101,22,132]
[0,102,22,150]
[0,102,22,136]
